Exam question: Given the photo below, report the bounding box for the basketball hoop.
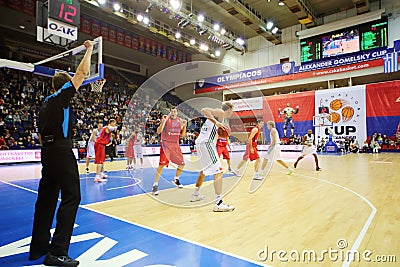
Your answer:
[90,79,106,93]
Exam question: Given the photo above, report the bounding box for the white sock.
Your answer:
[194,187,200,195]
[95,175,100,179]
[153,182,158,187]
[173,176,179,181]
[215,194,222,203]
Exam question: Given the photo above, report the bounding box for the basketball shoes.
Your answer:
[213,200,235,212]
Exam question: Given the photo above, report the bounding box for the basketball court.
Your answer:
[0,151,399,266]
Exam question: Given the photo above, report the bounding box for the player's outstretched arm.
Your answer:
[180,119,187,137]
[201,108,225,129]
[71,41,93,90]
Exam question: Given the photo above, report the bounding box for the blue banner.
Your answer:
[295,47,393,72]
[195,62,294,89]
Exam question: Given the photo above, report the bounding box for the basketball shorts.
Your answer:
[197,142,223,176]
[125,144,134,158]
[264,144,282,161]
[86,142,95,158]
[242,143,260,161]
[217,145,230,160]
[94,142,106,164]
[301,145,317,155]
[159,141,185,167]
[134,145,143,159]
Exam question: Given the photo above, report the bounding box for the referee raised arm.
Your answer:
[29,40,93,267]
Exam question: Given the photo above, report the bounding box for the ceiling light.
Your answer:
[215,50,221,57]
[170,0,181,10]
[137,14,143,21]
[143,16,150,25]
[175,32,181,39]
[278,0,285,6]
[113,3,121,11]
[200,43,209,51]
[266,21,274,30]
[272,27,279,34]
[198,14,205,22]
[213,23,220,31]
[236,37,245,45]
[19,25,26,29]
[220,28,226,35]
[98,0,106,5]
[190,39,196,45]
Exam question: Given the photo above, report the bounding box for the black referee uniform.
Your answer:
[29,81,81,260]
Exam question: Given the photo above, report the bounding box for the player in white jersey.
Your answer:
[133,128,144,169]
[255,121,294,179]
[192,102,235,212]
[294,129,321,171]
[85,122,103,173]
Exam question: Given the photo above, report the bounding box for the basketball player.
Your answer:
[233,120,264,178]
[85,122,103,173]
[94,119,117,182]
[125,132,135,169]
[152,106,187,195]
[29,40,93,267]
[133,128,144,169]
[278,103,299,137]
[216,135,232,172]
[256,121,294,179]
[191,102,235,212]
[294,129,322,171]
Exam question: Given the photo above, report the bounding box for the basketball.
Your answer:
[218,126,230,138]
[341,106,354,121]
[329,112,341,123]
[330,99,343,111]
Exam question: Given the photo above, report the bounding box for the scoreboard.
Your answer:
[300,18,388,63]
[300,37,321,62]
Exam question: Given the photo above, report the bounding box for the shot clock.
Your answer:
[49,0,80,27]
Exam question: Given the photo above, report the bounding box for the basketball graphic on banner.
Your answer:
[330,99,343,111]
[341,106,354,122]
[329,112,341,123]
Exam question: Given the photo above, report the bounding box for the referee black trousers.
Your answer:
[30,146,81,257]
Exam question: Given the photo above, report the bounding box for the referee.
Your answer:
[29,40,93,266]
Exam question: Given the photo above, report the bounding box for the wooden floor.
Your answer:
[4,153,400,266]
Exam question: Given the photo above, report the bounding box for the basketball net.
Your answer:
[90,79,106,93]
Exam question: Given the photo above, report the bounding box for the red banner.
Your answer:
[101,23,109,41]
[124,32,131,48]
[131,34,138,50]
[138,36,145,52]
[109,27,116,43]
[81,17,91,34]
[91,20,100,36]
[366,80,400,117]
[7,0,22,10]
[22,0,34,16]
[230,117,258,133]
[264,91,315,123]
[117,30,124,46]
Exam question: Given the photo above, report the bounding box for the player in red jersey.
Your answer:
[216,136,232,172]
[151,106,187,195]
[94,119,117,182]
[233,120,264,177]
[125,132,135,169]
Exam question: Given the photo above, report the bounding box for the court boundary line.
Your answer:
[273,170,377,267]
[0,179,270,267]
[81,205,271,267]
